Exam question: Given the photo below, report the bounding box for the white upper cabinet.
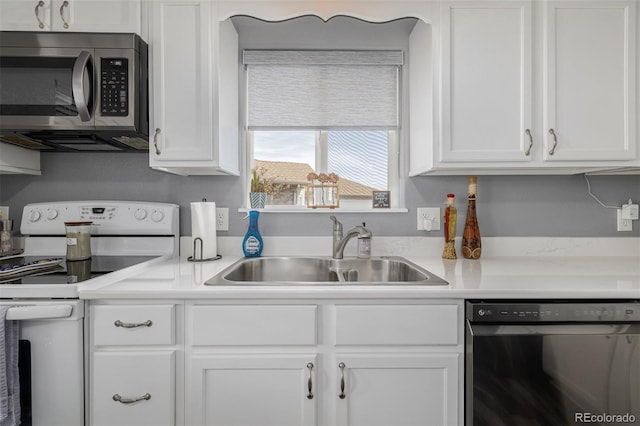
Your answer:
[415,0,639,175]
[441,1,532,163]
[149,0,239,175]
[0,142,41,175]
[542,0,636,162]
[0,0,141,33]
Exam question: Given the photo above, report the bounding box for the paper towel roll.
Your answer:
[190,201,217,260]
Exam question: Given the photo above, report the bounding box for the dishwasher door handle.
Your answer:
[4,305,73,320]
[469,322,640,336]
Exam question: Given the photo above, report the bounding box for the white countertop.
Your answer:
[78,237,640,300]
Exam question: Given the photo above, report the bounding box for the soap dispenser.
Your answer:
[357,222,371,259]
[242,210,263,257]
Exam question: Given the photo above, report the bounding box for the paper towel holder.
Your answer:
[188,237,222,262]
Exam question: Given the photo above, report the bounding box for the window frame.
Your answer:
[245,129,402,211]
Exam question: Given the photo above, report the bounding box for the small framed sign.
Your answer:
[372,190,390,208]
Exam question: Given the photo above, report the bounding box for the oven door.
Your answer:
[0,47,95,130]
[466,323,640,426]
[2,300,85,426]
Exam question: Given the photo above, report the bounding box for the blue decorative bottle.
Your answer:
[242,210,263,257]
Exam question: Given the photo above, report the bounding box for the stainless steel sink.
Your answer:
[205,256,449,286]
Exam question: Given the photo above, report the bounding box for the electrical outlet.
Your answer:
[622,203,639,220]
[216,207,228,231]
[617,208,632,232]
[417,207,440,231]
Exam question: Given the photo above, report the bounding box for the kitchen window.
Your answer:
[244,50,403,210]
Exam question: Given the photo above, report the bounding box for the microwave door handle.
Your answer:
[72,51,94,122]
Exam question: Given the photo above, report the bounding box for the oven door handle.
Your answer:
[469,323,640,336]
[5,305,73,321]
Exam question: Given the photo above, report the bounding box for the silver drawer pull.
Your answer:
[59,1,69,29]
[153,128,161,155]
[35,1,46,29]
[306,362,314,400]
[548,128,558,155]
[524,129,533,156]
[114,319,153,328]
[112,393,151,404]
[338,362,346,399]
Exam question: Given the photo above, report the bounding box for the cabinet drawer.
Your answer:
[191,305,317,346]
[92,351,174,426]
[93,305,175,346]
[335,305,459,345]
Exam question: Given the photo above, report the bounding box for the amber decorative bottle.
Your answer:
[442,194,457,259]
[461,176,481,259]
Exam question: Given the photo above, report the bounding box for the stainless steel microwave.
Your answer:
[0,32,148,152]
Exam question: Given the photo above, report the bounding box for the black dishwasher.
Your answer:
[465,300,640,426]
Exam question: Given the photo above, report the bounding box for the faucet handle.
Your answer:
[330,215,342,231]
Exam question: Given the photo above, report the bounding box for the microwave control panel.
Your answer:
[100,58,129,117]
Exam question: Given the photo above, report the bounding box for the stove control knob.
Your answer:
[134,208,147,220]
[478,309,492,317]
[151,210,164,223]
[46,208,59,220]
[29,210,41,223]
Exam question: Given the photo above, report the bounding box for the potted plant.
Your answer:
[249,168,277,209]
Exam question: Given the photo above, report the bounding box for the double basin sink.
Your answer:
[205,256,448,286]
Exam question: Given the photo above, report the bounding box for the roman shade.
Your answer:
[244,50,403,129]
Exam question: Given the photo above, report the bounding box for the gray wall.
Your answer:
[1,151,639,237]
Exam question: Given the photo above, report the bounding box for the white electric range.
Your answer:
[0,201,179,426]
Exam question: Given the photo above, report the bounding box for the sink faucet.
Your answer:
[330,216,372,259]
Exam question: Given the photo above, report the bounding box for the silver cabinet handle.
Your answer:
[71,51,94,122]
[306,362,314,400]
[338,362,346,399]
[35,1,46,29]
[113,393,151,404]
[114,319,153,328]
[524,129,533,156]
[548,128,558,155]
[59,1,69,29]
[153,128,161,155]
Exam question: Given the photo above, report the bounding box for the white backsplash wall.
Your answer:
[1,152,639,238]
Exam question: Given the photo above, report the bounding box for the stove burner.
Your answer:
[0,256,156,285]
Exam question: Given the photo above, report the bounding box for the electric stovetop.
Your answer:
[0,255,156,285]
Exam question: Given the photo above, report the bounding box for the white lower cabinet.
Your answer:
[92,351,175,426]
[89,300,462,426]
[89,302,181,426]
[185,301,463,426]
[188,355,318,426]
[334,353,459,426]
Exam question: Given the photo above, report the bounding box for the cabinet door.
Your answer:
[543,1,637,161]
[51,0,141,33]
[186,355,317,426]
[334,354,459,426]
[441,1,533,162]
[0,0,51,30]
[0,0,140,32]
[92,351,175,426]
[149,0,214,165]
[149,1,239,175]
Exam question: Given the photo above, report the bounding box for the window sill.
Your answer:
[238,207,409,214]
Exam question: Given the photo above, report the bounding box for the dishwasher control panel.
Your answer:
[467,302,640,323]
